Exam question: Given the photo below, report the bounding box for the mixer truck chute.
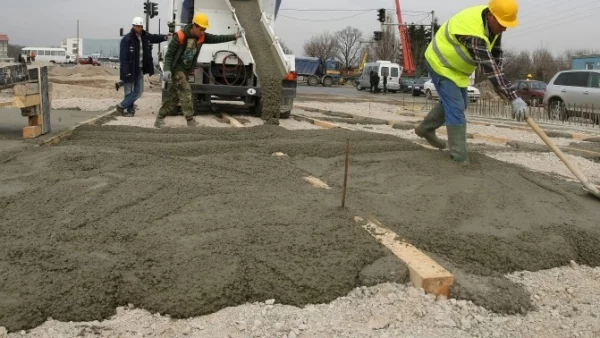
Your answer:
[163,0,296,118]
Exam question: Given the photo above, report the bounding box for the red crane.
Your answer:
[395,0,415,77]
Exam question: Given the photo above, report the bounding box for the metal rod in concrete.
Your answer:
[342,138,350,208]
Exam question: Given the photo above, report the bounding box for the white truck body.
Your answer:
[162,0,296,117]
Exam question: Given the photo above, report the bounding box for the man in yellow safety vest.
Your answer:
[414,0,528,164]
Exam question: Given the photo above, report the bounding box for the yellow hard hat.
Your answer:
[193,13,210,29]
[488,0,519,28]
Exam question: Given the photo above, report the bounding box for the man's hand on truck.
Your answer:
[236,27,244,38]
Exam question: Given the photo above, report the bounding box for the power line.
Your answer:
[516,0,598,23]
[278,11,373,22]
[510,6,600,39]
[279,8,431,14]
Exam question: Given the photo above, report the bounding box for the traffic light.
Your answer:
[377,8,386,23]
[143,2,150,15]
[150,2,159,18]
[373,31,383,41]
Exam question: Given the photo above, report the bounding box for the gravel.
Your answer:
[6,265,599,337]
[485,151,600,185]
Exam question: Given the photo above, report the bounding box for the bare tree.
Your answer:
[279,40,293,54]
[303,32,339,60]
[373,31,398,62]
[502,49,533,80]
[334,26,363,69]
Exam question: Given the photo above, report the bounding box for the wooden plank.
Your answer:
[28,114,41,126]
[303,175,331,190]
[0,64,29,90]
[221,113,244,128]
[354,216,455,297]
[12,83,40,96]
[22,126,42,139]
[39,66,51,134]
[13,95,41,108]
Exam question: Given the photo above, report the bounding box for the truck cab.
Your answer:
[163,0,296,118]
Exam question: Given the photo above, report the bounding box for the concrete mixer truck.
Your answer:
[162,0,297,118]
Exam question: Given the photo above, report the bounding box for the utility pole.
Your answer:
[431,10,435,41]
[76,19,80,64]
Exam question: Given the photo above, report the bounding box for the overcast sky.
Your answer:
[1,0,598,56]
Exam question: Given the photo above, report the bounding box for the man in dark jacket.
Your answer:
[116,16,169,117]
[154,12,242,128]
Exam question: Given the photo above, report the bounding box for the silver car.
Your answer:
[543,70,600,124]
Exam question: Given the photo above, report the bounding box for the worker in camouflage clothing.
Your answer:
[155,13,243,128]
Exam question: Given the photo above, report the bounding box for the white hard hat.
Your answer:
[132,17,144,26]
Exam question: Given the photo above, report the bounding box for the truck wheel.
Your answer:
[308,76,320,86]
[322,76,333,87]
[279,111,291,119]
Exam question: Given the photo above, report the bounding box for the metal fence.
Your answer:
[415,97,600,129]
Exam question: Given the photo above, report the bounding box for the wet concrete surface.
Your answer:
[2,124,600,331]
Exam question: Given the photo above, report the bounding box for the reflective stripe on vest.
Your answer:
[430,22,476,77]
[425,5,499,87]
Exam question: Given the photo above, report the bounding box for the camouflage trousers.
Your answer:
[157,71,194,119]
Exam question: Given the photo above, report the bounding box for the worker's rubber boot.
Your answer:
[446,125,469,164]
[154,117,165,128]
[414,102,447,149]
[186,117,198,127]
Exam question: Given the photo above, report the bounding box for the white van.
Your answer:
[355,61,402,93]
[21,47,68,64]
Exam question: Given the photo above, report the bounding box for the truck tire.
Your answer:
[322,76,333,87]
[308,75,320,86]
[279,111,291,119]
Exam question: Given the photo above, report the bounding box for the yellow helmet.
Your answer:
[193,13,210,29]
[488,0,519,28]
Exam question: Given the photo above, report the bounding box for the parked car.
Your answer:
[510,80,546,106]
[399,78,415,93]
[543,70,600,124]
[412,76,431,96]
[423,80,481,102]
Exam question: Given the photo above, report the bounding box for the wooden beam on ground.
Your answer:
[292,114,342,129]
[303,175,331,189]
[22,126,42,139]
[13,94,41,108]
[221,113,244,128]
[12,83,40,96]
[354,216,454,297]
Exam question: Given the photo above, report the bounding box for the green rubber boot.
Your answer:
[446,125,469,164]
[414,102,447,149]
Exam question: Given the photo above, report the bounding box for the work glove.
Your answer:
[236,28,245,39]
[162,71,172,82]
[511,97,528,122]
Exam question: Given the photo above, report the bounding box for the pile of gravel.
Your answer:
[7,264,599,337]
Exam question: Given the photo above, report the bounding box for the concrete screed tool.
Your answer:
[526,116,600,200]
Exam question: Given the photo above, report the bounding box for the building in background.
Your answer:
[0,34,9,60]
[571,55,600,70]
[61,38,120,58]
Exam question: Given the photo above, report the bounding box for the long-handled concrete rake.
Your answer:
[526,117,600,199]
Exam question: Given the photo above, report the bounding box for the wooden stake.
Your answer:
[342,138,350,208]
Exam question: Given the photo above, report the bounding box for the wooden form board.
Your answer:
[4,66,52,139]
[221,113,244,128]
[354,216,455,297]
